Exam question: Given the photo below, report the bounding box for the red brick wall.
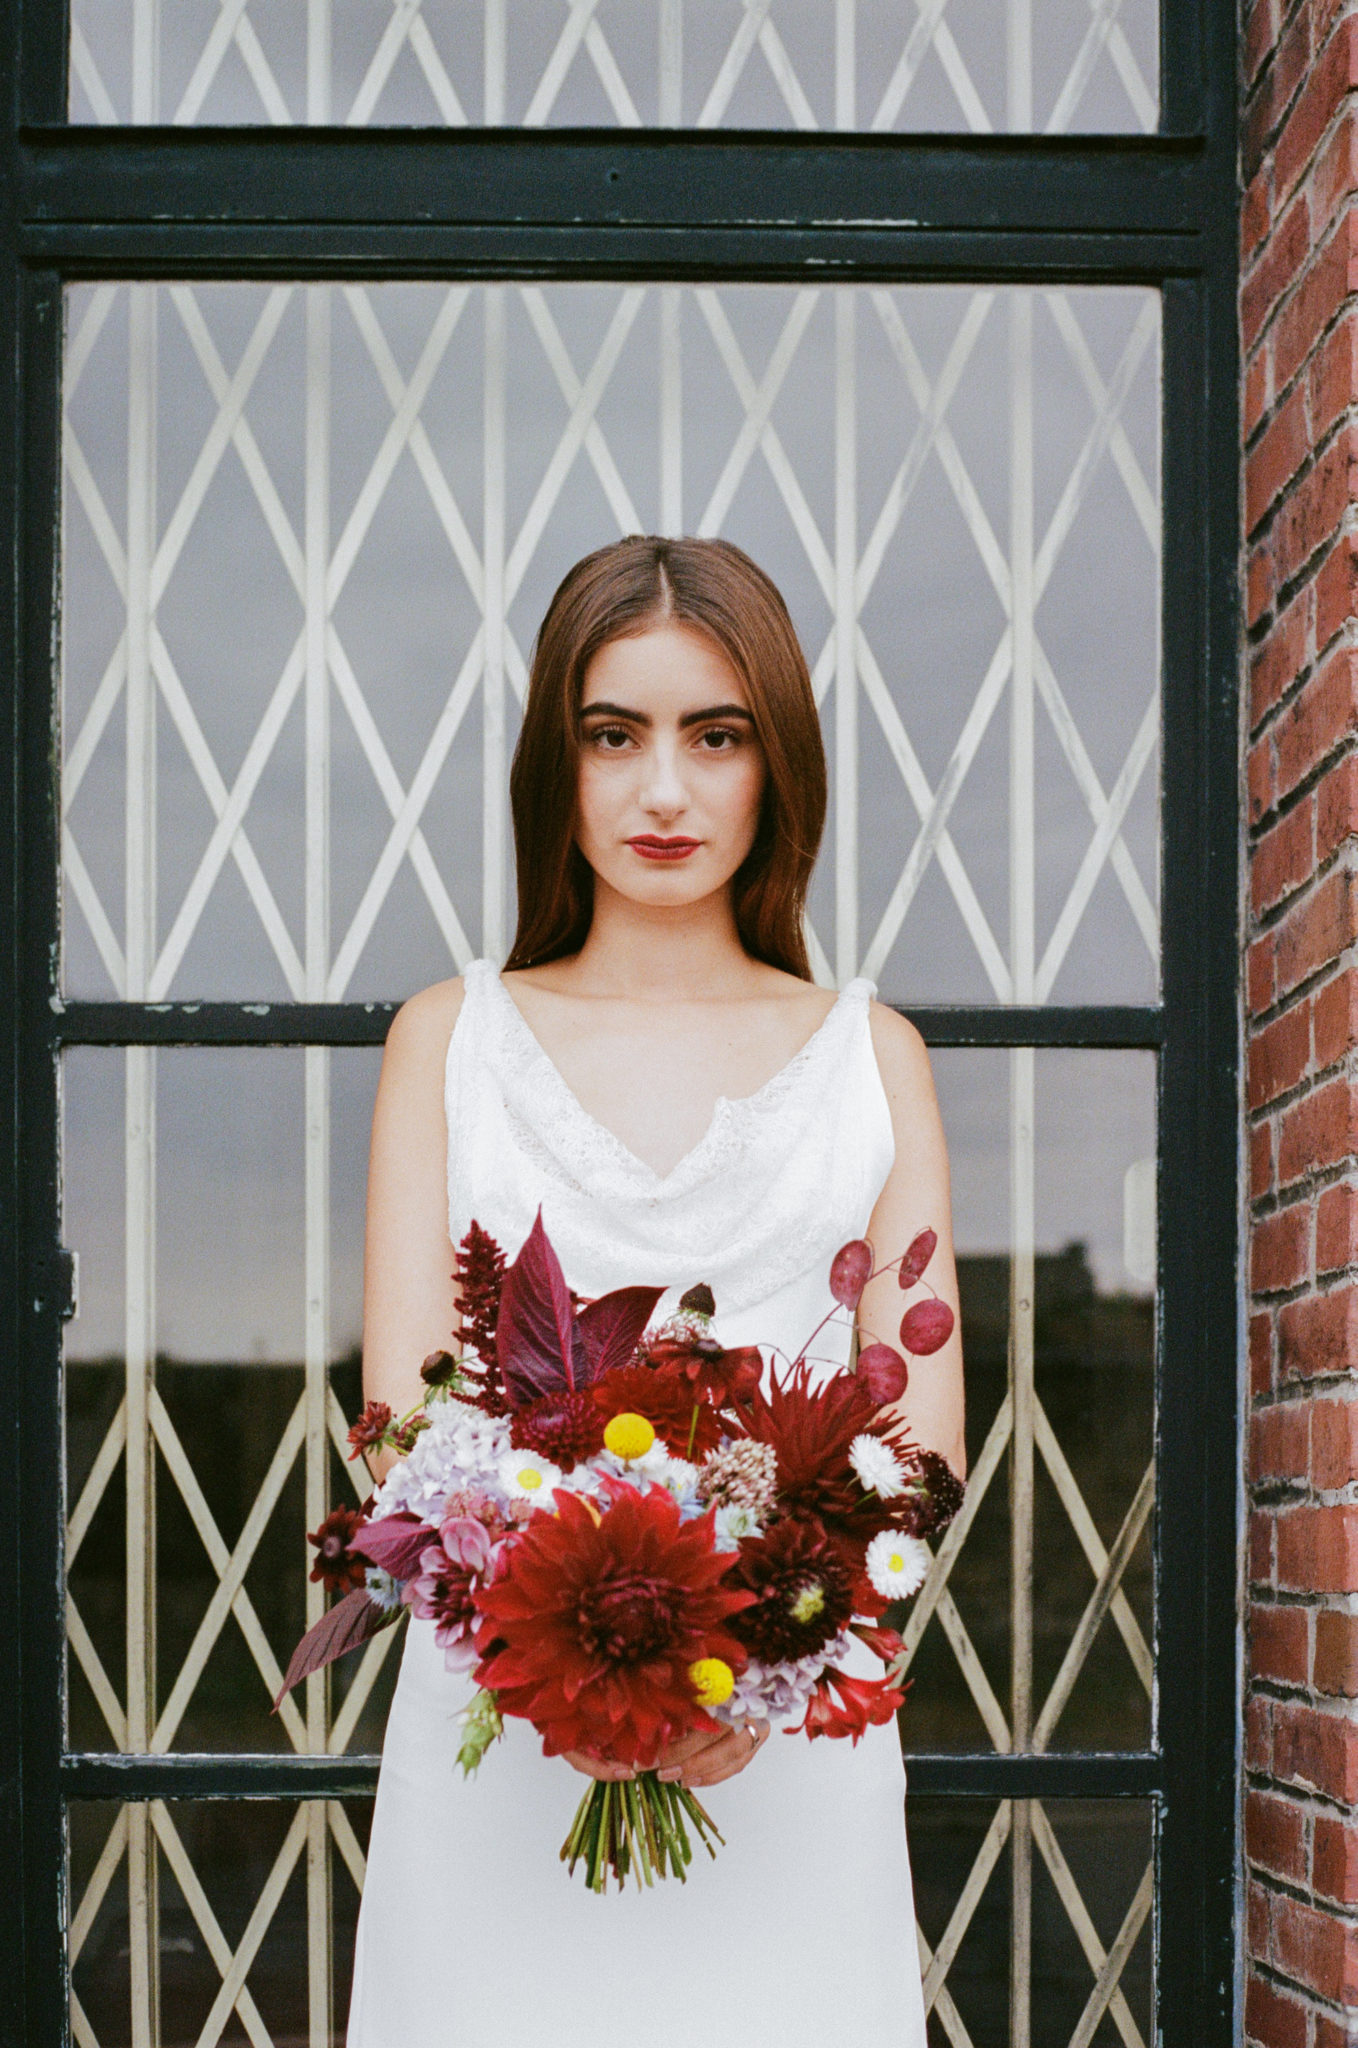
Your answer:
[1244,2,1358,2038]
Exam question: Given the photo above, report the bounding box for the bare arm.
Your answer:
[858,1003,966,1481]
[360,979,465,1484]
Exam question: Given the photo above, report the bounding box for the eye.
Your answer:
[584,724,634,751]
[696,725,744,751]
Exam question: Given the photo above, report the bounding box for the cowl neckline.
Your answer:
[470,959,875,1200]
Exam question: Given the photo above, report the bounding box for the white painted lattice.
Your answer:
[70,0,1157,135]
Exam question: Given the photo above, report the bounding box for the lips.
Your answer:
[626,836,701,862]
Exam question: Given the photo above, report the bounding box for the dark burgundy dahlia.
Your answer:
[727,1515,856,1664]
[510,1388,605,1466]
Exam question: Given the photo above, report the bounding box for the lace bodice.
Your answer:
[444,959,897,1326]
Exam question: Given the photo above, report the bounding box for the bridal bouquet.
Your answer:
[280,1212,963,1893]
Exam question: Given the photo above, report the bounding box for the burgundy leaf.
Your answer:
[348,1511,436,1581]
[829,1238,874,1309]
[496,1208,586,1407]
[900,1298,955,1356]
[576,1285,666,1383]
[856,1342,909,1403]
[273,1590,399,1710]
[898,1227,939,1288]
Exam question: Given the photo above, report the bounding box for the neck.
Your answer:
[568,878,757,999]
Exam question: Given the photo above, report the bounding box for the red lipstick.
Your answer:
[626,835,701,862]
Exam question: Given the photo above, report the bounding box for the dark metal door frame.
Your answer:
[0,4,1241,2039]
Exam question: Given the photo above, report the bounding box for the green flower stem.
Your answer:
[559,1769,727,1893]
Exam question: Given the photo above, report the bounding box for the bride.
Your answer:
[347,535,965,2045]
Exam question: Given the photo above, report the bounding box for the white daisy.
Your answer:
[497,1449,563,1505]
[849,1433,907,1499]
[865,1530,931,1599]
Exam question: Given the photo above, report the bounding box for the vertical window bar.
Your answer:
[124,273,160,2047]
[834,290,857,984]
[1008,286,1037,2048]
[303,280,334,2042]
[483,285,506,961]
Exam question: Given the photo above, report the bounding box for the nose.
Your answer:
[639,735,688,820]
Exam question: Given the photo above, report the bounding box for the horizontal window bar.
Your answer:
[50,1001,400,1046]
[20,223,1208,284]
[46,1002,1163,1049]
[21,131,1210,245]
[60,1750,1163,1801]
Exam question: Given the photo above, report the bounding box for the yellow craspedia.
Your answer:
[602,1411,656,1461]
[688,1657,736,1708]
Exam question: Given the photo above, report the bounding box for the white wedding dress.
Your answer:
[347,959,928,2046]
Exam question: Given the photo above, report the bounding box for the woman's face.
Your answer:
[574,623,767,911]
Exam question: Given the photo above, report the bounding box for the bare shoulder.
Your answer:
[867,998,935,1102]
[382,976,465,1068]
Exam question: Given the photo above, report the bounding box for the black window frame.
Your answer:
[0,4,1241,2040]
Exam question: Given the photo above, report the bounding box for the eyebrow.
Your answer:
[578,700,756,729]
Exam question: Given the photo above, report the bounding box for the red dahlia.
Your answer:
[732,1363,916,1547]
[727,1515,855,1663]
[592,1364,720,1459]
[472,1483,753,1766]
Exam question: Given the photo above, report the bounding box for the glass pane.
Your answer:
[69,0,1157,133]
[63,1047,394,1755]
[69,1798,369,2045]
[909,1797,1154,2045]
[62,281,1159,1005]
[897,1050,1156,1753]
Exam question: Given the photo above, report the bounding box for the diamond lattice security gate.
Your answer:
[60,279,1158,2044]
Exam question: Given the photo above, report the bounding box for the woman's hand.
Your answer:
[563,1721,769,1786]
[562,1747,638,1783]
[653,1720,769,1788]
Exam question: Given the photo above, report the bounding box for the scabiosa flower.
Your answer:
[698,1439,779,1518]
[364,1566,403,1612]
[892,1448,967,1538]
[346,1401,393,1462]
[307,1505,366,1594]
[472,1483,753,1765]
[849,1433,907,1499]
[727,1516,856,1664]
[712,1503,763,1551]
[865,1529,931,1599]
[497,1448,563,1506]
[510,1388,604,1468]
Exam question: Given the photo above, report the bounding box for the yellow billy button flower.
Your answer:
[603,1411,656,1462]
[688,1656,736,1708]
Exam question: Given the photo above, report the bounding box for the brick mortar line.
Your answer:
[1248,1957,1357,2025]
[1261,510,1358,638]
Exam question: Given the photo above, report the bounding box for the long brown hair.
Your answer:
[505,536,826,980]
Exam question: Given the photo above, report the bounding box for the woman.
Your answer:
[348,535,965,2044]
